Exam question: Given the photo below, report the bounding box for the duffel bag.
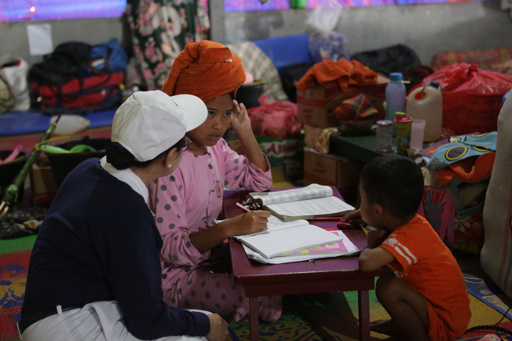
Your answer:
[31,71,124,112]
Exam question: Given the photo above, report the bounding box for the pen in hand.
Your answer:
[235,204,271,235]
[236,202,251,212]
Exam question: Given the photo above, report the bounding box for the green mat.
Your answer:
[0,235,36,255]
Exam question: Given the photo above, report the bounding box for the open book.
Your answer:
[249,184,355,222]
[241,230,360,264]
[233,219,343,259]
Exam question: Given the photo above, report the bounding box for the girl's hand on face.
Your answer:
[230,99,253,135]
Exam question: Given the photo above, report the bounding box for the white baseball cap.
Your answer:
[111,90,207,162]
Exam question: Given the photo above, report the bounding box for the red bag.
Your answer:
[422,63,512,135]
[31,71,124,111]
[248,98,302,138]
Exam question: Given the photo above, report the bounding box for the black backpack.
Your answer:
[279,62,313,103]
[28,42,92,87]
[350,44,422,76]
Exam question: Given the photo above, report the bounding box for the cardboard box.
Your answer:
[296,78,388,129]
[303,147,364,205]
[30,159,58,206]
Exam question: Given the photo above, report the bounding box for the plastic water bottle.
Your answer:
[385,72,406,123]
[405,81,443,142]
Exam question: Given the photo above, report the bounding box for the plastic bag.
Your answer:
[306,0,342,34]
[306,0,349,64]
[84,39,128,76]
[50,115,91,135]
[423,63,512,135]
[0,74,14,114]
[248,98,302,138]
[0,55,30,111]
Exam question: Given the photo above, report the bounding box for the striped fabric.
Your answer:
[481,94,512,299]
[226,41,289,104]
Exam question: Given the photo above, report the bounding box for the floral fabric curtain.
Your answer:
[125,0,209,90]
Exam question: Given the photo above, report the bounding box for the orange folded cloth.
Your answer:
[436,152,496,186]
[296,59,378,91]
[162,40,246,103]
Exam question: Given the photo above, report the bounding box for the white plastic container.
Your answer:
[406,83,443,142]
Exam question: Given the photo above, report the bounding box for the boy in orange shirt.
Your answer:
[346,155,471,340]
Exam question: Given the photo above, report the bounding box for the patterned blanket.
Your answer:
[2,236,511,341]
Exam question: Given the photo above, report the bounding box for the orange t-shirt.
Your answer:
[379,214,471,340]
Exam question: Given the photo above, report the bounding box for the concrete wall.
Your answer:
[0,18,124,66]
[1,1,511,66]
[212,0,512,65]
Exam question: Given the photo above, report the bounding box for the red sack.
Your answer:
[422,63,512,135]
[31,71,124,111]
[248,98,302,138]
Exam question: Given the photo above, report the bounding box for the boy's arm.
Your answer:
[359,228,395,272]
[359,247,395,272]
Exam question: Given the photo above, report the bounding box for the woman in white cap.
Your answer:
[19,91,230,341]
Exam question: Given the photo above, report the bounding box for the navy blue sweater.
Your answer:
[22,158,210,339]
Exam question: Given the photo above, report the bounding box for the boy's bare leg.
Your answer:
[375,274,429,341]
[370,319,397,335]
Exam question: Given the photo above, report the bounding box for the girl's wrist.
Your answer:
[233,127,253,138]
[215,220,235,238]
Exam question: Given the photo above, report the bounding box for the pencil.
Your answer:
[236,202,251,212]
[309,217,343,222]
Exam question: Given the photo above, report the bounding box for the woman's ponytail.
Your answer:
[106,142,136,170]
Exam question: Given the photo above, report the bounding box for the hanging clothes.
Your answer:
[125,0,210,90]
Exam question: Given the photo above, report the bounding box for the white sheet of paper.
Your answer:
[27,24,53,56]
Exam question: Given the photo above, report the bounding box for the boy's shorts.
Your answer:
[426,301,466,341]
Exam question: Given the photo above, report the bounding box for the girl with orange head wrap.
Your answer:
[149,41,281,322]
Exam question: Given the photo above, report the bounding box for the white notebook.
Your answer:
[233,219,342,259]
[241,230,361,264]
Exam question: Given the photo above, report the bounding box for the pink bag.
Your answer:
[422,63,512,135]
[248,97,302,138]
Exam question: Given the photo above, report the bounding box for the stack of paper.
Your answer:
[233,218,360,263]
[241,230,360,264]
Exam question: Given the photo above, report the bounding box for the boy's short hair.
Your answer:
[360,155,424,219]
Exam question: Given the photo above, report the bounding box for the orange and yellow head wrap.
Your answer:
[161,41,246,103]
